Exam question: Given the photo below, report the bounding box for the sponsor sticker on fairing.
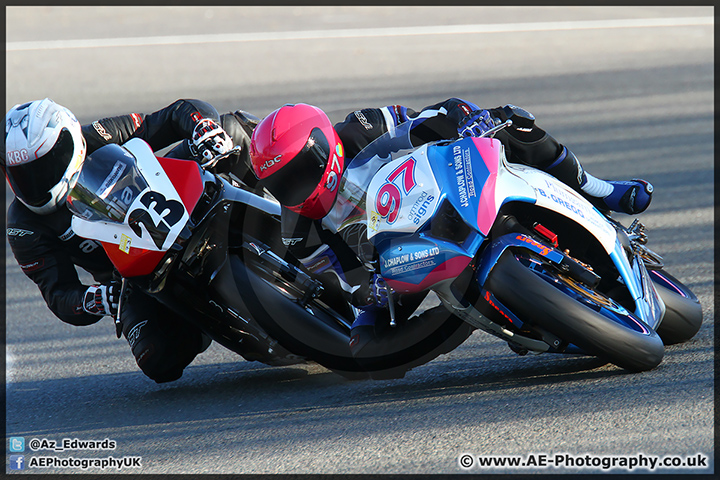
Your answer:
[97,161,127,199]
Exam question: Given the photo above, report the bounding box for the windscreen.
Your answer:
[322,118,421,233]
[66,143,148,223]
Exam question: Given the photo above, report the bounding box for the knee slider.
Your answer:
[124,317,204,383]
[489,105,562,167]
[131,335,198,384]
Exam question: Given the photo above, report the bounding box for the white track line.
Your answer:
[7,16,713,52]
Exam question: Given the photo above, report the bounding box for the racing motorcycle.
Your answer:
[66,138,364,376]
[67,117,702,378]
[320,118,702,372]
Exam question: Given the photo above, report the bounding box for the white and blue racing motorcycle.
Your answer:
[323,118,702,371]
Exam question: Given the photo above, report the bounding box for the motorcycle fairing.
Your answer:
[378,237,476,293]
[494,160,664,328]
[427,137,501,237]
[366,139,489,292]
[70,138,202,277]
[365,147,441,238]
[502,162,618,253]
[366,138,507,240]
[370,137,540,293]
[363,135,663,328]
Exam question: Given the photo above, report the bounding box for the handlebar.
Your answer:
[200,145,243,169]
[479,119,513,138]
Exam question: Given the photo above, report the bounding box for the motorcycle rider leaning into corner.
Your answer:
[248,98,654,380]
[2,97,261,383]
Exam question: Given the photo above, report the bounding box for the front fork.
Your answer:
[114,278,128,338]
[620,218,665,270]
[435,230,599,354]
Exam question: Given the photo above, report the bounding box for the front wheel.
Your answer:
[649,269,703,345]
[486,250,664,372]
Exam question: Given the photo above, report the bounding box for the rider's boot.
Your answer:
[489,105,653,215]
[544,146,653,215]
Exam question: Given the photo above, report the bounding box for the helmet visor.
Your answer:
[261,127,330,207]
[6,128,75,208]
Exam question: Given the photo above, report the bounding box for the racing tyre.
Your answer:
[649,269,702,345]
[486,250,664,372]
[229,255,367,379]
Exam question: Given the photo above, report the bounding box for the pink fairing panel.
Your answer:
[471,137,501,236]
[385,255,472,293]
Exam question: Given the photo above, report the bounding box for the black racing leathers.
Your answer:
[281,98,567,304]
[7,99,238,324]
[281,99,477,297]
[7,205,115,325]
[7,99,259,325]
[279,98,568,378]
[7,99,257,382]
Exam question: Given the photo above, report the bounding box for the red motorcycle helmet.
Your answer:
[250,104,344,219]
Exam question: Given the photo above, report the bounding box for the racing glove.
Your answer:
[190,118,234,167]
[83,283,120,317]
[457,109,496,138]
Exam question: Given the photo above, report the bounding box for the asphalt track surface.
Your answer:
[5,6,714,475]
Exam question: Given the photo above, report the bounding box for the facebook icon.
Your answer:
[9,455,25,470]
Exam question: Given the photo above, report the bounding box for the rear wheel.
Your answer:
[649,269,702,345]
[232,250,366,378]
[486,250,664,372]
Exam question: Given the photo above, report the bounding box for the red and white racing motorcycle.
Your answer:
[67,138,363,376]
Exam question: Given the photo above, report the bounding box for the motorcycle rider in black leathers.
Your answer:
[2,98,259,383]
[248,98,654,379]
